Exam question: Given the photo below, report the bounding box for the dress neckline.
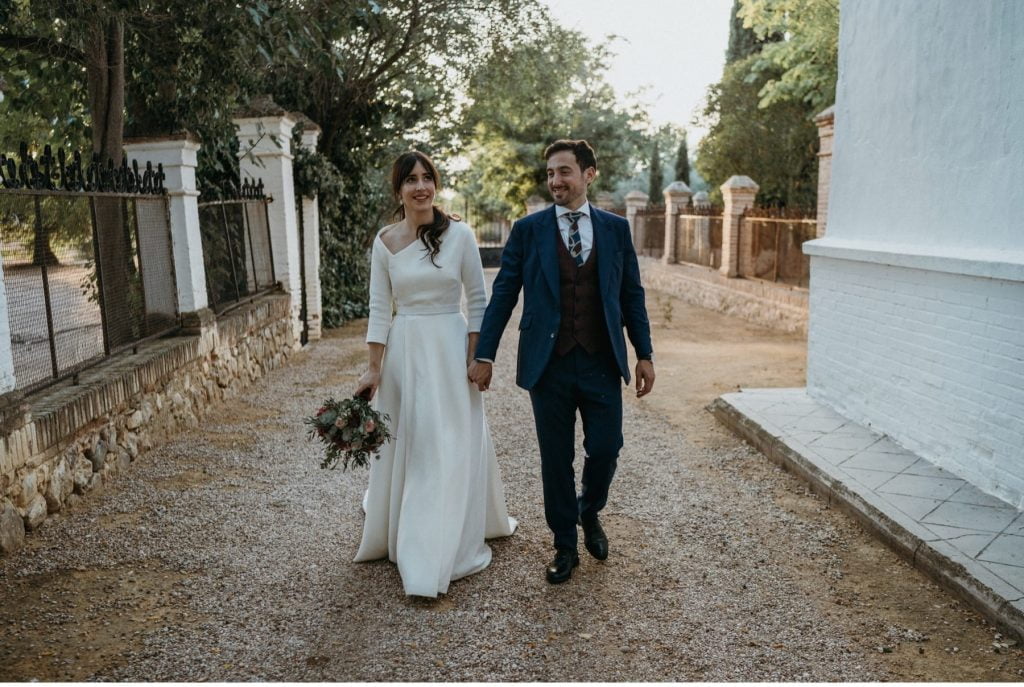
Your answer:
[378,232,420,257]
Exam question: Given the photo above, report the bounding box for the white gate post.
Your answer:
[123,134,209,318]
[233,97,302,348]
[720,175,759,277]
[662,181,692,264]
[296,119,323,341]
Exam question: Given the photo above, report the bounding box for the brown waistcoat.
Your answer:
[555,233,609,356]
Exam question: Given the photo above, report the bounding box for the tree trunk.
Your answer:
[84,18,137,348]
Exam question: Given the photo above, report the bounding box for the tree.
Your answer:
[726,0,764,63]
[647,143,664,202]
[455,21,647,220]
[270,0,551,323]
[694,57,818,208]
[674,133,690,187]
[738,0,840,110]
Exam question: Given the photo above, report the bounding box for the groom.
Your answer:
[469,139,655,584]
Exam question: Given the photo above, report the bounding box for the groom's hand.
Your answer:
[468,360,493,391]
[635,360,655,398]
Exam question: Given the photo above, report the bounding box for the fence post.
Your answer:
[296,118,323,342]
[123,134,210,319]
[624,190,648,250]
[233,97,302,348]
[815,105,835,238]
[662,181,692,265]
[719,175,759,278]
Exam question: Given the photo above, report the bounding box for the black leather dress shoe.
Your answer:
[545,548,579,584]
[579,515,609,560]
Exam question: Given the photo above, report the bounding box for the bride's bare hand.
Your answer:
[355,369,381,401]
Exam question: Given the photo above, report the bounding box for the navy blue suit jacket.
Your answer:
[475,204,653,390]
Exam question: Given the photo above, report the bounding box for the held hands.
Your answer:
[467,360,493,392]
[635,359,655,398]
[354,368,381,401]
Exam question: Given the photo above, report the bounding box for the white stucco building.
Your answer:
[803,0,1024,508]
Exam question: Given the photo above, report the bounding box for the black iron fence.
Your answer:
[673,205,723,269]
[0,188,177,395]
[635,205,665,259]
[198,189,276,313]
[739,208,817,288]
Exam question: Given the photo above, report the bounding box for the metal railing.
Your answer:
[198,193,276,313]
[0,190,178,394]
[674,206,723,269]
[635,205,665,259]
[739,208,817,288]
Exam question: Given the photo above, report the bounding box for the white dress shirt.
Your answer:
[555,201,594,264]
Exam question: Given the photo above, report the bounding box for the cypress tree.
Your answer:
[674,134,690,187]
[647,143,664,202]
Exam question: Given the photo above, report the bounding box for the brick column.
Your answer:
[296,120,323,342]
[662,181,692,264]
[624,190,649,249]
[234,100,302,347]
[719,175,759,278]
[815,105,835,238]
[123,134,209,317]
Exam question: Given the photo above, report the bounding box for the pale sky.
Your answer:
[542,0,734,144]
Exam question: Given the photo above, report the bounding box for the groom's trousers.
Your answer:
[529,346,624,551]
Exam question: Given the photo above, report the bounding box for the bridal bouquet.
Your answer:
[305,394,393,471]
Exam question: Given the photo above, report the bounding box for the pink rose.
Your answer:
[334,417,346,429]
[364,419,376,433]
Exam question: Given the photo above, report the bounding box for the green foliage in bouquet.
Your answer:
[305,395,393,471]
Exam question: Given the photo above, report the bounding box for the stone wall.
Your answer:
[639,257,808,334]
[0,293,296,554]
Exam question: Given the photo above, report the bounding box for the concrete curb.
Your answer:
[709,395,1024,643]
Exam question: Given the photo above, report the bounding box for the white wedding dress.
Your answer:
[354,220,517,597]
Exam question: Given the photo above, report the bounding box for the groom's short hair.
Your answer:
[544,139,597,172]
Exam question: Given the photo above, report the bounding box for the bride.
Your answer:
[353,150,517,597]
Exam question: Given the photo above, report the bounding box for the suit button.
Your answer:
[550,333,555,338]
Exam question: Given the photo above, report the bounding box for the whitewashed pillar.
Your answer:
[662,181,692,265]
[233,110,302,347]
[624,190,649,249]
[297,123,323,342]
[123,135,209,316]
[0,264,16,393]
[719,176,759,278]
[815,105,835,238]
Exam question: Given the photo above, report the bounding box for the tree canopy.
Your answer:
[738,0,840,111]
[453,23,648,220]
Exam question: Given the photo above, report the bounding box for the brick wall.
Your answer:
[807,255,1024,508]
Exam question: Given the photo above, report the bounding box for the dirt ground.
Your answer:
[0,286,1021,681]
[641,288,1023,681]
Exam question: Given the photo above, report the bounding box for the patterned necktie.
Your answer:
[564,211,585,266]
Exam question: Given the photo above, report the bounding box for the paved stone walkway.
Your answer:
[713,388,1024,639]
[0,307,893,681]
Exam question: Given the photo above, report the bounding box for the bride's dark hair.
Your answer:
[391,150,452,268]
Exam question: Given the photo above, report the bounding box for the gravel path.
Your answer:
[0,305,891,681]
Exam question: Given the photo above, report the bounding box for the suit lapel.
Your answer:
[537,206,560,299]
[593,208,615,299]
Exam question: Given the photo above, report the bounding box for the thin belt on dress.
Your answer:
[394,303,462,316]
